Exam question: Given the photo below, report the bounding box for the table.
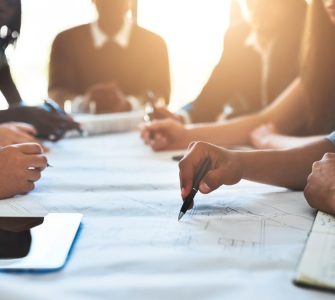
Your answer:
[0,132,332,300]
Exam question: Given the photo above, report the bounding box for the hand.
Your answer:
[139,119,190,151]
[0,143,48,199]
[3,105,79,141]
[179,142,243,210]
[149,106,185,123]
[0,123,43,147]
[304,153,335,214]
[250,123,279,149]
[86,82,131,114]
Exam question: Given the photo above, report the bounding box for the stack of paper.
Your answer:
[295,211,335,292]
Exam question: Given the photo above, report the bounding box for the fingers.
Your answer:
[26,169,42,182]
[25,154,48,170]
[179,142,209,198]
[11,122,38,136]
[15,143,43,155]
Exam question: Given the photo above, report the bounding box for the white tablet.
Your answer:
[0,213,82,271]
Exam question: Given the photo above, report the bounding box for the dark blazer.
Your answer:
[184,20,305,123]
[48,24,171,106]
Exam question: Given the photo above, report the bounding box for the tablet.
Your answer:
[0,213,82,271]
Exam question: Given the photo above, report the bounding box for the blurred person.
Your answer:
[141,0,335,152]
[0,0,80,141]
[176,0,335,215]
[49,0,170,114]
[150,0,306,124]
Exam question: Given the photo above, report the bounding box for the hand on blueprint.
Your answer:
[0,143,47,199]
[304,152,335,214]
[85,82,131,114]
[140,118,190,151]
[179,142,242,200]
[0,123,47,151]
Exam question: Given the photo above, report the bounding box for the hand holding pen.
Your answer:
[178,142,243,220]
[43,99,83,140]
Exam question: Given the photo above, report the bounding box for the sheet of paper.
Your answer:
[0,132,330,300]
[295,211,335,289]
[66,110,144,137]
[0,197,47,217]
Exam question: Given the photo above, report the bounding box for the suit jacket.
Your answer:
[184,20,305,123]
[48,24,171,106]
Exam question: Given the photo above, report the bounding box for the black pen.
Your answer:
[178,158,212,221]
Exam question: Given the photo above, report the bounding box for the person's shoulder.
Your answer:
[53,23,91,44]
[225,20,251,41]
[133,25,166,46]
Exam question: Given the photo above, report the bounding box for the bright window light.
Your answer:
[4,0,231,111]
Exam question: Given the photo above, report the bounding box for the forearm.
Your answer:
[238,139,335,190]
[186,113,264,146]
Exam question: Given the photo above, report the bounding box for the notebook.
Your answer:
[294,211,335,293]
[66,110,145,137]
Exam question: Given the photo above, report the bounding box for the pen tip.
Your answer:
[178,212,184,222]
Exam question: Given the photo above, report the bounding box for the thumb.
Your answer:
[199,163,241,194]
[199,169,224,194]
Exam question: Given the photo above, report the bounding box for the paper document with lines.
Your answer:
[66,111,144,137]
[295,211,335,291]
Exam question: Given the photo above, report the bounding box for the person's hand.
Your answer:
[304,153,335,214]
[250,123,279,149]
[0,143,48,199]
[140,119,190,151]
[3,105,80,141]
[179,142,243,210]
[85,82,131,114]
[0,123,44,147]
[149,106,185,123]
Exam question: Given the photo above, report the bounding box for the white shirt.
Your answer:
[70,17,142,114]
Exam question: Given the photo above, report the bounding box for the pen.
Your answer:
[178,158,212,221]
[143,91,158,140]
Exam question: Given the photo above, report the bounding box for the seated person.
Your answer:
[48,0,170,114]
[0,0,79,141]
[0,142,47,200]
[140,0,335,152]
[178,133,335,215]
[151,0,306,124]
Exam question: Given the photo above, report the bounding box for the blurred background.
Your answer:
[2,0,232,110]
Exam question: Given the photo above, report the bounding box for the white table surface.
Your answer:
[0,132,332,300]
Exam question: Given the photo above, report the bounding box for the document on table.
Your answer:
[66,110,144,137]
[295,211,335,292]
[0,197,47,217]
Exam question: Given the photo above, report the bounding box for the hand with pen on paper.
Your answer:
[178,142,242,212]
[0,143,48,200]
